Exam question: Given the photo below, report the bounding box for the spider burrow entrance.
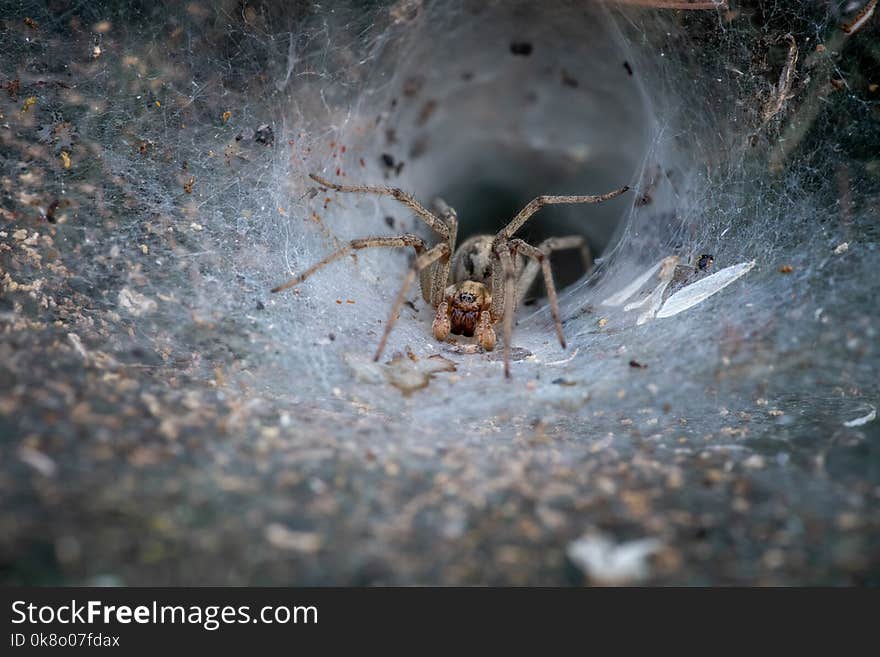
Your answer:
[271,173,629,378]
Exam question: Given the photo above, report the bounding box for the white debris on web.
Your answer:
[656,260,756,319]
[117,288,158,317]
[5,0,872,441]
[344,352,456,395]
[601,258,665,307]
[566,533,663,585]
[622,256,679,325]
[543,347,580,367]
[18,446,57,478]
[843,406,876,428]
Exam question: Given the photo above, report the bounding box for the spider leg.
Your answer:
[374,242,450,362]
[494,245,517,379]
[510,239,566,349]
[430,209,457,307]
[310,173,449,240]
[271,235,427,293]
[514,235,592,305]
[496,186,630,242]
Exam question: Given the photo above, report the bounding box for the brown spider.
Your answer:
[272,173,630,378]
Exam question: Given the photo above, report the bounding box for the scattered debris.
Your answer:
[264,524,323,553]
[843,406,876,428]
[545,347,580,366]
[560,69,579,88]
[841,0,877,35]
[4,78,20,100]
[761,34,799,126]
[623,257,679,325]
[386,353,456,395]
[117,288,158,316]
[567,533,663,585]
[779,264,794,273]
[656,260,756,319]
[254,124,274,146]
[402,75,425,97]
[443,343,483,355]
[44,199,60,223]
[834,242,849,254]
[416,99,437,126]
[510,41,533,56]
[485,346,532,363]
[18,446,57,478]
[344,353,386,385]
[389,0,422,24]
[635,165,661,207]
[67,333,89,361]
[345,352,456,394]
[20,96,37,114]
[609,0,728,7]
[601,258,664,307]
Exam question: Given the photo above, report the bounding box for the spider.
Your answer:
[272,173,630,378]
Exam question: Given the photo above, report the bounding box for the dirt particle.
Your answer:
[510,41,533,56]
[416,99,437,126]
[254,124,274,145]
[560,69,579,88]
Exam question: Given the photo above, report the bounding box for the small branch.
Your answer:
[609,0,728,9]
[761,35,798,126]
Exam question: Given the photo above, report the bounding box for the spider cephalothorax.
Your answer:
[272,173,629,378]
[433,280,495,351]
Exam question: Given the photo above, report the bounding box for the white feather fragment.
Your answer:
[843,406,876,428]
[601,258,664,307]
[622,257,678,325]
[567,533,663,585]
[656,260,756,319]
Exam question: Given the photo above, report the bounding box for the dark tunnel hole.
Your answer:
[433,180,608,295]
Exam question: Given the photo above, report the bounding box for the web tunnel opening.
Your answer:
[1,0,878,587]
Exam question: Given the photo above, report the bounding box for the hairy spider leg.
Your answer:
[510,238,566,349]
[489,186,630,378]
[374,243,451,362]
[495,187,630,242]
[309,173,457,308]
[271,234,427,293]
[494,246,517,379]
[513,235,592,305]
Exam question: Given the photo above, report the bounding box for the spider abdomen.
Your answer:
[451,235,495,284]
